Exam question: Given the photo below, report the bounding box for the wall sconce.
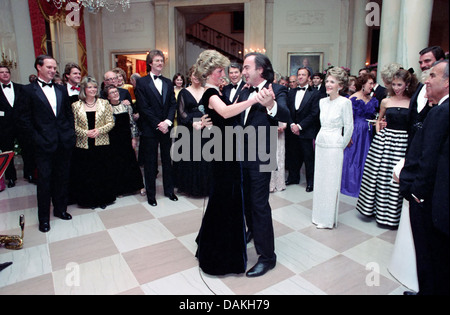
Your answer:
[1,40,17,69]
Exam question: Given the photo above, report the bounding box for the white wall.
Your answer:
[100,0,155,72]
[2,0,35,84]
[271,0,350,77]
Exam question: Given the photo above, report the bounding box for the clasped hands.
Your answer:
[253,84,276,109]
[87,128,100,138]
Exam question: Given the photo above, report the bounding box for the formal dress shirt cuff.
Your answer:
[393,158,404,181]
[297,124,302,130]
[411,193,424,204]
[164,119,173,127]
[266,100,278,117]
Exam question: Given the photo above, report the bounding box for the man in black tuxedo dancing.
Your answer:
[236,52,289,277]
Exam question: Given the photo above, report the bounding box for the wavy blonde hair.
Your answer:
[380,63,403,86]
[194,50,230,85]
[326,66,348,89]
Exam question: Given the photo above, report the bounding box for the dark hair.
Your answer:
[172,72,185,87]
[229,63,243,72]
[354,72,375,91]
[103,84,118,99]
[419,46,445,61]
[312,72,323,80]
[146,50,165,72]
[358,67,370,74]
[63,62,81,82]
[34,55,55,71]
[387,68,419,98]
[244,52,274,83]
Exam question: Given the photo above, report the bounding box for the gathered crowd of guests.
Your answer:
[1,45,448,294]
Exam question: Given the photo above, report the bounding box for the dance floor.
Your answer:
[0,158,407,296]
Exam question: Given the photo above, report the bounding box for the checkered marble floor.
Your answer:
[0,163,408,295]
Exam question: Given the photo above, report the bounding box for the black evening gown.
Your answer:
[71,111,116,208]
[109,103,144,196]
[174,88,211,197]
[195,88,247,275]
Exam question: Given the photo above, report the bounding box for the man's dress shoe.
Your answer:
[306,185,313,192]
[0,262,13,272]
[39,222,50,233]
[148,198,157,206]
[285,180,299,185]
[7,179,15,188]
[246,261,276,277]
[54,212,72,220]
[165,193,178,201]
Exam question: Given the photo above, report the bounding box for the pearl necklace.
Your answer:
[85,99,96,108]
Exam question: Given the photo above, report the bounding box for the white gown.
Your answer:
[388,158,419,292]
[312,96,354,228]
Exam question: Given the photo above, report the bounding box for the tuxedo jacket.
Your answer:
[400,98,449,235]
[18,81,76,154]
[236,82,289,170]
[222,80,245,103]
[372,84,387,110]
[315,84,327,99]
[406,83,434,144]
[134,74,177,138]
[0,82,24,149]
[287,86,321,139]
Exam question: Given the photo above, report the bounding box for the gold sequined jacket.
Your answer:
[72,99,115,149]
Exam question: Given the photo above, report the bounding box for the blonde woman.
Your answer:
[312,67,354,229]
[70,76,116,209]
[193,50,265,276]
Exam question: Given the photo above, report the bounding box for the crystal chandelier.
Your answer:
[46,0,131,13]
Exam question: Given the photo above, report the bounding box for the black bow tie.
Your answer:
[153,75,161,80]
[232,84,238,89]
[249,86,259,93]
[297,87,306,91]
[38,80,53,88]
[2,83,11,89]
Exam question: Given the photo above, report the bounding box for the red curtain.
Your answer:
[136,60,148,77]
[28,0,88,76]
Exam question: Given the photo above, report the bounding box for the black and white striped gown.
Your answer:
[356,107,409,227]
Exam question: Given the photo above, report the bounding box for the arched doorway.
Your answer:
[154,0,267,77]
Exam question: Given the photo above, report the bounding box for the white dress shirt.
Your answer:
[244,80,278,124]
[67,82,80,97]
[1,81,14,107]
[38,80,57,116]
[229,79,242,103]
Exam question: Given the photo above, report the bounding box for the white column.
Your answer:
[397,0,434,75]
[377,0,402,85]
[350,0,369,75]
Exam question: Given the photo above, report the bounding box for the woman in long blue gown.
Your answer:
[341,73,378,198]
